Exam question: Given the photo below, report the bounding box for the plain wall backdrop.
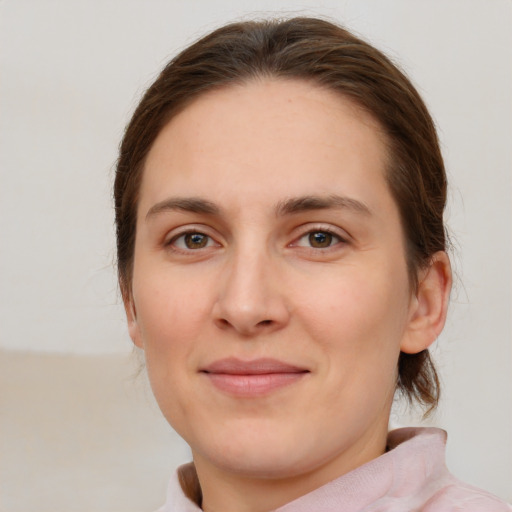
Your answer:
[1,0,511,510]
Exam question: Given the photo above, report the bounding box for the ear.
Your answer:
[400,251,452,354]
[123,292,144,349]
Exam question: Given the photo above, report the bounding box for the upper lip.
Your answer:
[201,358,309,375]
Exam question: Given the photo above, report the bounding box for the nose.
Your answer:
[212,248,290,336]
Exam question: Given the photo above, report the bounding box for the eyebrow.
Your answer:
[145,197,220,220]
[145,193,372,221]
[275,194,372,217]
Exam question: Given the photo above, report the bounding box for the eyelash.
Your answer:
[166,230,218,252]
[166,226,347,253]
[291,227,347,250]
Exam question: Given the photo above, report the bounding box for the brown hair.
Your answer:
[115,17,447,411]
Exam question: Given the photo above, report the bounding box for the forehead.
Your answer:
[141,79,392,215]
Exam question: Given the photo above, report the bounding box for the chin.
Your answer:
[190,420,333,479]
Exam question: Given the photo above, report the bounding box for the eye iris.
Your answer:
[184,233,208,249]
[309,231,332,248]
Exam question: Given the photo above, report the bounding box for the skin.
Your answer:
[125,80,451,512]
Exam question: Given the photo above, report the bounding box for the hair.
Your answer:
[115,17,448,412]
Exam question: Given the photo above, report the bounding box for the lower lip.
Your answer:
[203,372,307,397]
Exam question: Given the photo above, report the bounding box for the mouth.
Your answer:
[200,358,310,397]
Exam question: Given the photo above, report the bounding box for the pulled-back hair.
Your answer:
[115,17,447,412]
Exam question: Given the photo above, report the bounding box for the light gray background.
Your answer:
[1,1,511,510]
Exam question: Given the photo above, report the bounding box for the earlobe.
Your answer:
[124,295,144,349]
[400,251,452,354]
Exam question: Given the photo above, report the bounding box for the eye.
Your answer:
[171,232,216,250]
[295,230,343,249]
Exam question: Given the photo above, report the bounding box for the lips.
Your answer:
[200,358,309,396]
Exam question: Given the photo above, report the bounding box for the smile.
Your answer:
[200,358,309,397]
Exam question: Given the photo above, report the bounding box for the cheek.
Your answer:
[303,277,408,422]
[131,269,213,382]
[296,267,410,371]
[134,264,210,333]
[132,273,211,430]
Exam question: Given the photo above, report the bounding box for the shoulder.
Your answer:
[385,428,511,511]
[422,481,512,511]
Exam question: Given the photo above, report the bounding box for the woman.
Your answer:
[114,17,511,511]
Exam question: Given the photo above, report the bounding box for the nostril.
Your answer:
[258,320,273,327]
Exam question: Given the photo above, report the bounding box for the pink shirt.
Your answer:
[157,427,511,511]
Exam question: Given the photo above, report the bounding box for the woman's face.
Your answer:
[128,80,422,482]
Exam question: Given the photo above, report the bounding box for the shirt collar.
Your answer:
[163,427,449,512]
